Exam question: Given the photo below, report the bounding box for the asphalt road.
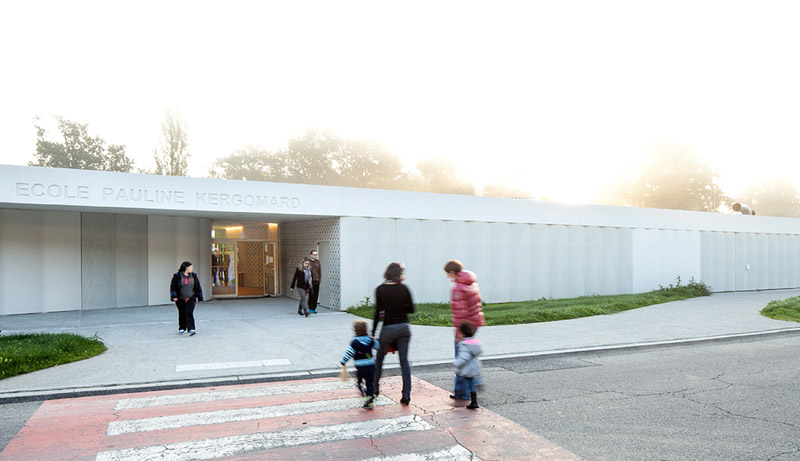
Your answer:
[3,333,799,459]
[416,333,800,460]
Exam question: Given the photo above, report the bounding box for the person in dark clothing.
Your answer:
[308,249,322,313]
[372,262,414,405]
[290,258,314,317]
[170,261,203,336]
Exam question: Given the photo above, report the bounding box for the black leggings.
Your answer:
[176,298,197,331]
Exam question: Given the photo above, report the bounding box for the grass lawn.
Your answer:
[347,278,712,326]
[0,333,107,380]
[760,296,800,323]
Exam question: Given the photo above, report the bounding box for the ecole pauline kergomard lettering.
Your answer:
[3,164,800,317]
[16,182,301,209]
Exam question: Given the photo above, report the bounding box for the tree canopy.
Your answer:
[210,130,483,195]
[736,178,800,217]
[153,108,190,176]
[211,129,411,190]
[605,146,727,212]
[30,116,134,172]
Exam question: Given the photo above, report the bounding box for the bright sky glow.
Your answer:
[2,1,800,204]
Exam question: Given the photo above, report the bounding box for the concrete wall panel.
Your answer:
[777,234,789,289]
[583,226,602,296]
[489,222,511,302]
[0,209,82,314]
[467,222,492,301]
[549,225,569,299]
[510,224,531,301]
[339,217,369,309]
[599,227,619,295]
[81,213,116,309]
[115,215,148,308]
[419,220,447,303]
[617,227,633,294]
[530,224,550,299]
[768,234,779,289]
[567,225,586,297]
[395,219,421,298]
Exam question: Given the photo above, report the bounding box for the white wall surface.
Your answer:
[0,209,81,314]
[147,216,211,306]
[340,218,646,308]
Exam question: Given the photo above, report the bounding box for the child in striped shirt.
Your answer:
[340,320,380,409]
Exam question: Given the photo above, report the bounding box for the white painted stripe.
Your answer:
[107,395,394,435]
[361,445,481,460]
[115,380,358,410]
[175,358,291,372]
[96,415,433,461]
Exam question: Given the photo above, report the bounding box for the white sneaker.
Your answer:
[189,330,196,336]
[178,329,185,335]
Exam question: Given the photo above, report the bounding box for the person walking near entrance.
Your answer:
[444,259,484,399]
[290,258,314,317]
[372,262,414,405]
[308,249,322,313]
[170,261,204,336]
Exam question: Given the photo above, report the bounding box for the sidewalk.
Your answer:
[2,289,800,402]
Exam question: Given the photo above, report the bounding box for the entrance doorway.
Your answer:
[211,222,280,298]
[211,243,236,296]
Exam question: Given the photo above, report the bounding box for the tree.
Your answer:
[153,108,190,176]
[411,154,476,195]
[332,138,408,189]
[208,145,277,181]
[737,178,800,217]
[210,129,414,190]
[605,146,727,212]
[30,116,134,172]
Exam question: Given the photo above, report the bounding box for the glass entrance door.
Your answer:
[264,242,277,295]
[212,243,236,296]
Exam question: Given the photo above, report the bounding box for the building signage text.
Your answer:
[15,182,301,210]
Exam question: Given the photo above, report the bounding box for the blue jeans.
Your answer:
[356,365,376,396]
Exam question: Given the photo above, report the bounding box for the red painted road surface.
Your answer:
[1,376,579,460]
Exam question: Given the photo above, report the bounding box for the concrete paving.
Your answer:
[1,289,800,402]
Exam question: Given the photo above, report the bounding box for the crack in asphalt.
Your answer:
[767,446,800,460]
[426,411,480,460]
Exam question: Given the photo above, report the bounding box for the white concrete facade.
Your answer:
[2,164,800,315]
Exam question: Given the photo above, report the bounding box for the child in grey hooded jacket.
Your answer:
[453,320,482,409]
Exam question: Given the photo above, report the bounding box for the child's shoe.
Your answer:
[363,396,375,409]
[466,392,479,410]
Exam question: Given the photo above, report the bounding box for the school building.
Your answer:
[2,164,800,316]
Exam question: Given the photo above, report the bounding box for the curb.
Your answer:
[2,327,800,404]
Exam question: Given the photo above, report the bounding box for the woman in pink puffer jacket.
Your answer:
[445,260,485,339]
[444,259,485,400]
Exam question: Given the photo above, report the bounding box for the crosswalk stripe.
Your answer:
[361,445,481,460]
[115,380,356,410]
[175,358,291,372]
[107,395,394,435]
[96,414,434,461]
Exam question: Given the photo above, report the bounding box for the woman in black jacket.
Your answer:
[290,258,314,317]
[372,262,415,405]
[170,261,204,336]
